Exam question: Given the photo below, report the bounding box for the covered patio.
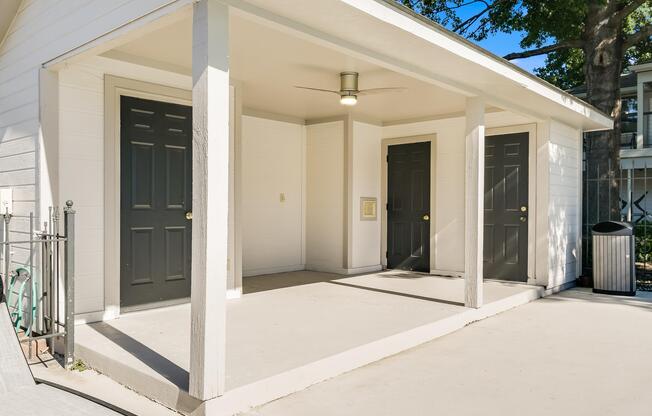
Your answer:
[31,0,612,414]
[75,270,544,414]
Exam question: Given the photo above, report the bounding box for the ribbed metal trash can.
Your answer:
[592,221,636,296]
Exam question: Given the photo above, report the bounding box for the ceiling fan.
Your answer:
[294,72,406,106]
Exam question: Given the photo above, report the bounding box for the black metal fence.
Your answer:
[582,152,652,291]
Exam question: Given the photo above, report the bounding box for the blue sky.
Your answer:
[475,32,548,73]
[436,2,549,74]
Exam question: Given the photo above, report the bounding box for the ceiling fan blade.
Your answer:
[294,86,341,95]
[358,87,407,96]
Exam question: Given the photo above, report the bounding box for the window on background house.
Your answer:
[645,83,652,148]
[621,95,637,149]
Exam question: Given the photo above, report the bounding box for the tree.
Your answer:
[399,0,652,219]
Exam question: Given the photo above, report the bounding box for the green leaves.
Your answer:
[398,0,652,89]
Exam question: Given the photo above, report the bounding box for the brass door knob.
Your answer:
[185,211,193,220]
[422,214,430,221]
[519,216,527,223]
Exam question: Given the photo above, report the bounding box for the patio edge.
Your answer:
[196,284,545,416]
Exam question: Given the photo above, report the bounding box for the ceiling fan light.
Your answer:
[340,95,357,106]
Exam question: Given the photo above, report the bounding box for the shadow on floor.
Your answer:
[243,271,350,294]
[243,269,466,306]
[88,322,189,391]
[327,280,465,307]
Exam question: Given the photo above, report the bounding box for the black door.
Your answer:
[484,133,529,282]
[120,96,192,307]
[387,141,430,272]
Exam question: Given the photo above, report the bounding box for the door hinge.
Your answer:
[386,202,389,210]
[386,155,389,162]
[385,251,388,258]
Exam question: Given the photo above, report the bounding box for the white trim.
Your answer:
[243,264,306,278]
[430,269,464,278]
[380,134,437,271]
[242,108,306,125]
[104,76,192,321]
[305,263,383,275]
[486,123,538,285]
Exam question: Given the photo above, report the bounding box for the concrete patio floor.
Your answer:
[75,270,544,414]
[244,288,652,416]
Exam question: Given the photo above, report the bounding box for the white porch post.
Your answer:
[190,0,230,400]
[464,97,485,308]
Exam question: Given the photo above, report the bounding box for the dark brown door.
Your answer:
[120,96,192,307]
[387,141,430,272]
[484,133,529,282]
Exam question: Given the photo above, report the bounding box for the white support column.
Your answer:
[464,97,485,308]
[190,0,230,400]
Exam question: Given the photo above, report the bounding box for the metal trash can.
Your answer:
[592,221,636,296]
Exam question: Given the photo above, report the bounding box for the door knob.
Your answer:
[519,216,527,223]
[422,214,430,221]
[520,206,528,212]
[185,211,193,220]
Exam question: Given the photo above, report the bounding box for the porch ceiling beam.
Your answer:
[189,0,230,400]
[464,97,485,309]
[223,0,550,123]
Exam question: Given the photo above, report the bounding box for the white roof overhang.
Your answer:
[229,0,612,131]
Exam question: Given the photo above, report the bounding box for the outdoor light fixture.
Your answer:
[340,94,358,106]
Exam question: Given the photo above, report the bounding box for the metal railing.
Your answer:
[583,155,652,291]
[0,201,75,367]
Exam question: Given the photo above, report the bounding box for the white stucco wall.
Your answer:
[305,121,345,272]
[241,115,305,276]
[351,121,382,270]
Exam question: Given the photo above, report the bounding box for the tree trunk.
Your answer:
[583,1,625,223]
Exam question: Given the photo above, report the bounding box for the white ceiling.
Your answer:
[108,14,468,123]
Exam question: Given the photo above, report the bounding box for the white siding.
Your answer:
[0,0,176,313]
[547,119,582,287]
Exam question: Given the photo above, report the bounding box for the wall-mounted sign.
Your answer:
[360,197,377,221]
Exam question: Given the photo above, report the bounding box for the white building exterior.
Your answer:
[0,0,612,414]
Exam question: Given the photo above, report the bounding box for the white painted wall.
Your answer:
[351,121,382,270]
[241,115,305,276]
[305,121,345,272]
[547,119,582,287]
